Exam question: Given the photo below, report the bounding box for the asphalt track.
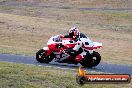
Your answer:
[0,54,132,75]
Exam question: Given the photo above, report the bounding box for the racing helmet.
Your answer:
[69,27,79,39]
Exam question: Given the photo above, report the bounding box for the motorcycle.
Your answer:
[36,33,102,68]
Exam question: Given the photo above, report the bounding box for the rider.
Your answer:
[60,26,80,41]
[59,27,84,63]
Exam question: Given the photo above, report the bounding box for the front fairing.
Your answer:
[47,36,76,52]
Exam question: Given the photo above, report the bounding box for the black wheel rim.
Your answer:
[92,57,97,64]
[39,52,46,60]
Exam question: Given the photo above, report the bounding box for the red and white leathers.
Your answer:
[72,39,85,62]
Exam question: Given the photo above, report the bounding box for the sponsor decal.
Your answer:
[76,67,131,85]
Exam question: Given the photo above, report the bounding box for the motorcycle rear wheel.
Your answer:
[80,51,101,68]
[36,49,54,63]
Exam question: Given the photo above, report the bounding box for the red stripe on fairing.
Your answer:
[94,46,102,49]
[64,44,76,48]
[48,43,76,52]
[82,43,102,50]
[48,43,62,52]
[82,43,93,50]
[75,54,83,62]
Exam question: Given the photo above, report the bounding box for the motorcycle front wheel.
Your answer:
[36,49,54,63]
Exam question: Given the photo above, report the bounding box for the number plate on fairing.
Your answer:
[54,52,69,61]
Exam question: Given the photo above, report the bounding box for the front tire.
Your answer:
[36,49,54,63]
[80,51,101,68]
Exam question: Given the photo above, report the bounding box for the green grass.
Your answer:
[0,62,131,88]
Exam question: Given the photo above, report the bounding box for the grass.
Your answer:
[0,61,131,88]
[0,0,132,8]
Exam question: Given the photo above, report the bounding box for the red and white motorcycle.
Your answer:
[36,33,102,68]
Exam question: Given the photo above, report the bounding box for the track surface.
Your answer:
[0,54,132,75]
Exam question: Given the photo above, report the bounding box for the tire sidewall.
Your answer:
[36,49,54,63]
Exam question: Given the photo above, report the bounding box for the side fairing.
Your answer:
[62,39,76,49]
[80,38,94,54]
[81,38,102,54]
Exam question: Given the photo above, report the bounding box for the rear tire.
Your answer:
[80,51,101,68]
[36,49,54,63]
